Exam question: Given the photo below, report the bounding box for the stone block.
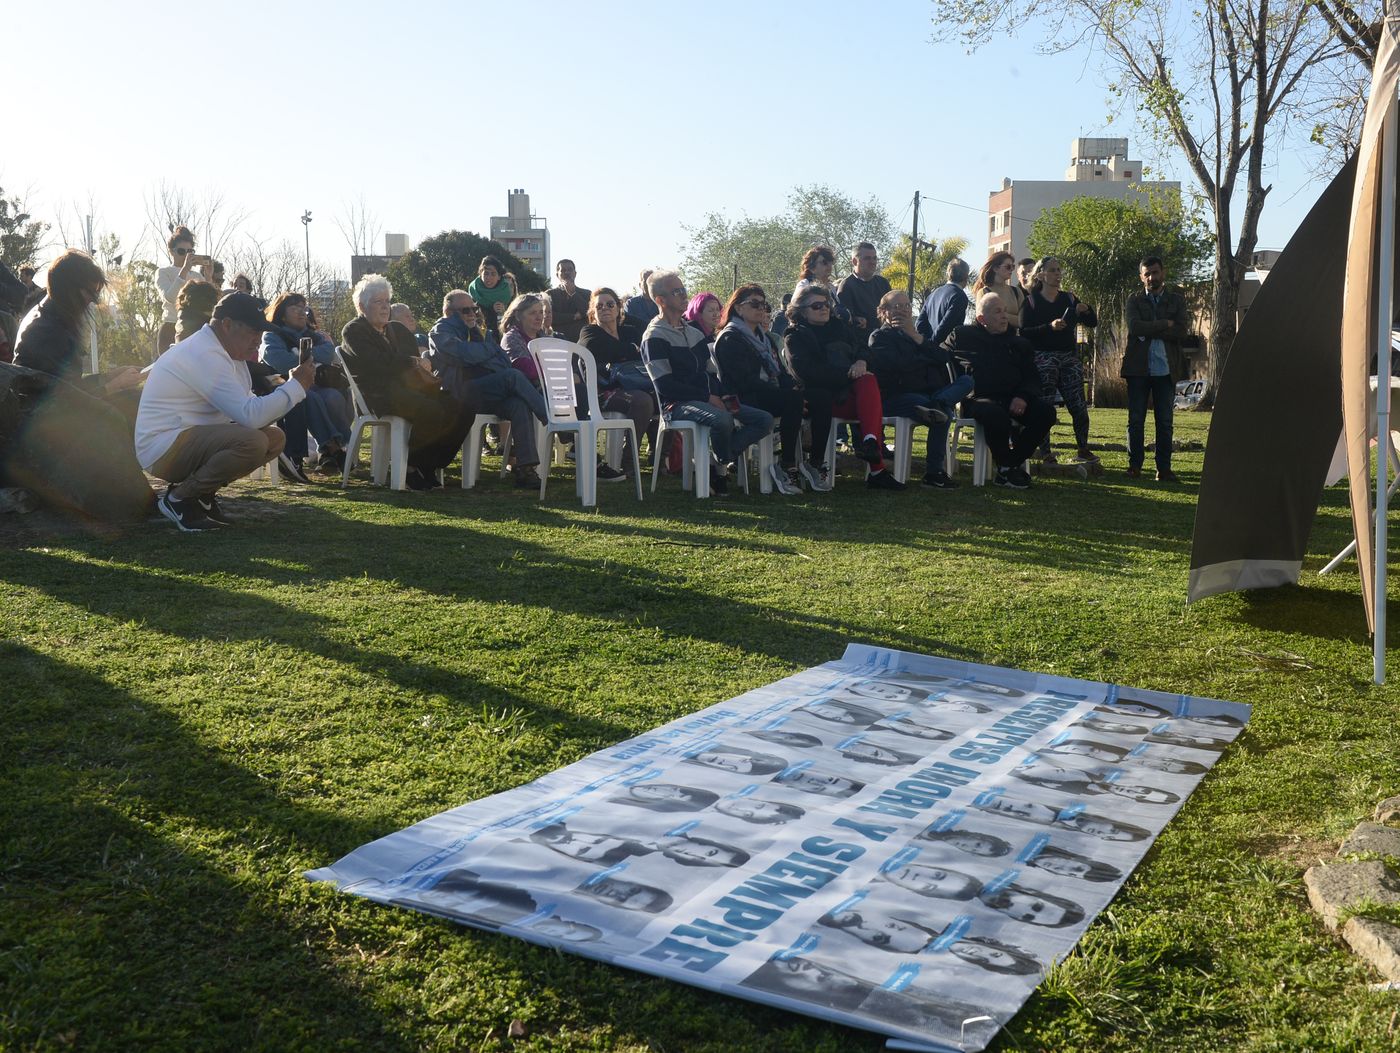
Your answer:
[1343,917,1400,981]
[1375,796,1400,824]
[1304,861,1400,930]
[1340,823,1400,858]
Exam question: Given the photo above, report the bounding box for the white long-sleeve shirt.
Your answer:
[135,324,306,468]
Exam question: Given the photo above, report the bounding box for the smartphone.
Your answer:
[299,336,314,364]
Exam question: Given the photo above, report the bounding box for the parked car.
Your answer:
[1175,379,1205,410]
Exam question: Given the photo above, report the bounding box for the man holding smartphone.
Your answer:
[137,292,314,531]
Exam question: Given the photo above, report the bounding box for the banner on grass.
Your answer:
[308,645,1248,1053]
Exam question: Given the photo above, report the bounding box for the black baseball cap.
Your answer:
[211,292,275,332]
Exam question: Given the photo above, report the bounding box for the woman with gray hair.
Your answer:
[339,274,475,490]
[499,293,548,386]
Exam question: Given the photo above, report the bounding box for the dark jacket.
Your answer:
[837,272,891,336]
[1020,290,1097,355]
[579,320,647,389]
[783,316,862,392]
[865,325,954,398]
[13,297,96,391]
[943,323,1040,403]
[1121,287,1189,378]
[428,312,511,378]
[713,326,791,401]
[340,317,423,414]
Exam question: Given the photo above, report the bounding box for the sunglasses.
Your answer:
[458,306,478,315]
[174,247,192,256]
[805,301,831,311]
[742,299,770,310]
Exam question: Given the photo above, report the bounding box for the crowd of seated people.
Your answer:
[0,235,1116,530]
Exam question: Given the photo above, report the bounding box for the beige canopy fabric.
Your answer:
[1342,19,1400,633]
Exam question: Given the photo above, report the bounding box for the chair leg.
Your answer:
[628,425,643,501]
[651,425,665,493]
[680,431,694,492]
[892,418,912,483]
[579,426,597,507]
[972,423,990,486]
[389,418,410,491]
[693,431,710,498]
[342,424,365,486]
[497,420,512,479]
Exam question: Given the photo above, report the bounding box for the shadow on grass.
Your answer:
[0,642,419,1052]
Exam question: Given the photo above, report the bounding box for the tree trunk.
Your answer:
[1200,246,1243,409]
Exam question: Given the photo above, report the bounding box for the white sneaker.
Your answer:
[799,460,833,492]
[768,462,800,495]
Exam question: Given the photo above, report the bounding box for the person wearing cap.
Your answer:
[135,291,315,531]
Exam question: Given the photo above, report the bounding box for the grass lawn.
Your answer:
[5,408,1400,1053]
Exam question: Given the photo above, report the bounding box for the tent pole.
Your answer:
[1376,96,1396,685]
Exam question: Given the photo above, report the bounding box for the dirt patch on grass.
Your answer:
[1251,832,1339,870]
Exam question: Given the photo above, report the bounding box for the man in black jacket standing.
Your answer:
[943,293,1054,489]
[1120,256,1188,481]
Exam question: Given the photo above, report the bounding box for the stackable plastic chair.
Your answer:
[459,417,518,489]
[529,337,642,506]
[823,415,913,485]
[335,347,412,491]
[641,352,714,499]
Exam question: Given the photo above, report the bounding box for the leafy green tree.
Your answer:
[1027,190,1213,406]
[930,0,1359,405]
[680,185,896,299]
[96,259,165,369]
[0,187,49,270]
[385,231,545,323]
[882,234,970,303]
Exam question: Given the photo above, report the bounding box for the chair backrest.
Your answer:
[529,336,587,425]
[334,346,375,419]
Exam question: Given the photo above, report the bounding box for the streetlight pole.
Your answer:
[301,210,313,299]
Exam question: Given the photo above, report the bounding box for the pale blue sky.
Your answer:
[9,0,1325,292]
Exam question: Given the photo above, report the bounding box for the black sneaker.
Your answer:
[597,462,627,483]
[514,465,542,489]
[858,436,884,466]
[912,405,950,426]
[405,467,434,491]
[709,466,729,496]
[922,470,958,490]
[278,453,313,484]
[198,493,232,525]
[158,487,220,532]
[994,466,1031,489]
[867,468,906,491]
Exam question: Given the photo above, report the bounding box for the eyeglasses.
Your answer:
[596,301,617,310]
[742,299,770,310]
[458,306,478,315]
[664,287,688,298]
[805,301,831,311]
[174,247,192,256]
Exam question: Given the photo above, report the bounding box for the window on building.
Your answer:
[1002,210,1010,228]
[989,216,997,234]
[1123,171,1133,178]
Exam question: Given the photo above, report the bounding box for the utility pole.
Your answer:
[907,191,920,302]
[301,210,313,298]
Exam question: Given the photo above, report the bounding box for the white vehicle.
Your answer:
[1174,379,1205,410]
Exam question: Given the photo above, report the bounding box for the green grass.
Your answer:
[4,408,1400,1052]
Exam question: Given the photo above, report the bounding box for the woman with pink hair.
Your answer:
[683,292,723,351]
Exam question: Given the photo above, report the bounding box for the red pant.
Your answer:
[831,373,885,469]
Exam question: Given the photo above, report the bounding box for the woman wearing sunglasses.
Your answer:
[781,285,904,491]
[713,284,804,494]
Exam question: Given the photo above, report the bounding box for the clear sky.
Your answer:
[8,0,1329,293]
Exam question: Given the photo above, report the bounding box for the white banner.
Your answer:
[308,645,1248,1052]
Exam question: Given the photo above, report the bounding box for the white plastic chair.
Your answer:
[529,337,642,506]
[641,352,714,498]
[459,416,515,489]
[823,416,913,485]
[335,347,412,491]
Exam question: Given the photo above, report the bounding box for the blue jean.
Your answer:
[307,386,352,448]
[472,368,549,466]
[884,375,975,469]
[1125,374,1175,472]
[668,400,774,464]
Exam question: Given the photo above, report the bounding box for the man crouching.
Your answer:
[136,292,315,531]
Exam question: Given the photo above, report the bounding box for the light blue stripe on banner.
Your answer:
[880,845,923,872]
[982,869,1019,894]
[883,964,921,990]
[1016,834,1052,864]
[929,915,974,950]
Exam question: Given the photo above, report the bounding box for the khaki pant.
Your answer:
[149,424,285,501]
